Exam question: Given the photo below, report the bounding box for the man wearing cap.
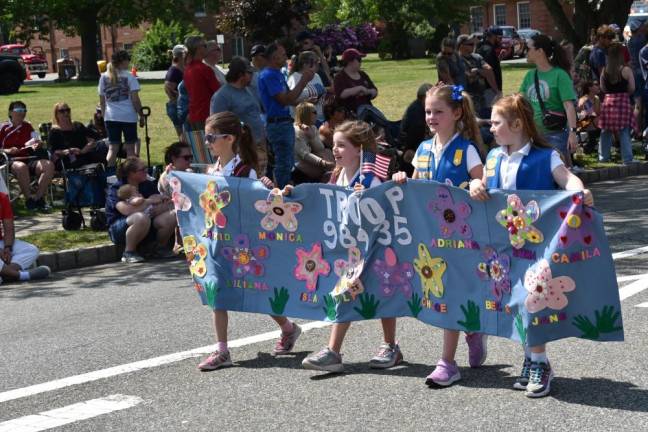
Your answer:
[258,42,314,188]
[210,57,268,174]
[477,26,503,91]
[249,44,268,108]
[296,30,333,88]
[203,40,227,86]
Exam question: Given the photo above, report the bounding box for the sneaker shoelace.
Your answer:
[520,360,531,378]
[529,365,545,384]
[377,346,393,358]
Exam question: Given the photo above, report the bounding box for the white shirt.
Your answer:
[98,70,140,123]
[335,167,381,188]
[287,71,325,121]
[207,154,258,179]
[431,133,482,172]
[498,143,563,190]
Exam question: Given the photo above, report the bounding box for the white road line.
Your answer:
[619,277,648,301]
[635,302,648,308]
[0,394,143,432]
[0,321,331,404]
[617,273,648,282]
[0,245,647,406]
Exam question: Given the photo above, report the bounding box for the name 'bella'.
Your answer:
[551,247,600,264]
[430,238,480,250]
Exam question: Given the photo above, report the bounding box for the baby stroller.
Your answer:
[61,155,108,231]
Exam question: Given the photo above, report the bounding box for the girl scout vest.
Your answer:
[485,146,557,190]
[415,134,477,188]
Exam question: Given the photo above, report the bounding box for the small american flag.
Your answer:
[361,150,391,180]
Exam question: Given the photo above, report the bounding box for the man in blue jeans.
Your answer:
[258,42,314,187]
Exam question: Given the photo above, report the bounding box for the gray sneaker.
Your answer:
[272,323,302,355]
[369,342,403,369]
[121,251,145,263]
[302,347,344,372]
[28,265,51,280]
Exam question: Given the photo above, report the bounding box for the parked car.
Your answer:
[0,52,27,94]
[0,44,48,78]
[517,28,542,57]
[499,26,525,59]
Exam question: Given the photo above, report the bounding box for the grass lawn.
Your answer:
[20,228,110,252]
[1,54,532,167]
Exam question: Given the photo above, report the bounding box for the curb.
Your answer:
[35,162,648,273]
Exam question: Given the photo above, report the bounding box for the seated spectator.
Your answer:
[399,83,433,160]
[105,157,177,263]
[436,37,465,86]
[210,56,268,175]
[0,175,50,283]
[87,105,107,139]
[319,104,348,148]
[0,101,55,211]
[577,81,601,140]
[288,51,326,124]
[49,102,108,171]
[293,102,335,184]
[158,141,193,197]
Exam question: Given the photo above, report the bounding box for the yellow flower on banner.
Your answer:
[183,235,208,278]
[413,243,447,299]
[199,180,231,230]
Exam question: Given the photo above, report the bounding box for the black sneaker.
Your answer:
[36,198,51,212]
[25,198,39,211]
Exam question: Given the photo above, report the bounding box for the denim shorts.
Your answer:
[108,217,156,245]
[105,121,138,145]
[543,129,569,158]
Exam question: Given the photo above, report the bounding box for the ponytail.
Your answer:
[107,62,119,85]
[493,94,552,149]
[205,111,259,173]
[532,34,572,73]
[238,123,259,173]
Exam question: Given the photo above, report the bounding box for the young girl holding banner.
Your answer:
[301,120,404,372]
[469,94,593,397]
[392,84,487,387]
[197,111,301,371]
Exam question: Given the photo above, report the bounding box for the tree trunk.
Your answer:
[78,10,100,80]
[543,0,582,47]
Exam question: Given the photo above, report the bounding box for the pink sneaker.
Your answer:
[425,359,461,387]
[465,333,488,368]
[198,350,232,371]
[272,323,302,355]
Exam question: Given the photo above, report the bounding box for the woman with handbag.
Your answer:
[519,34,578,166]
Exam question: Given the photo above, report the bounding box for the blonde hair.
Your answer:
[295,102,316,126]
[117,184,137,201]
[426,85,485,156]
[331,120,377,180]
[492,94,552,149]
[51,102,70,126]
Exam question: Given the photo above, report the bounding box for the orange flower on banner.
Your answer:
[183,235,208,277]
[199,180,231,231]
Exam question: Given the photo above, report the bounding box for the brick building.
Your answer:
[460,0,574,38]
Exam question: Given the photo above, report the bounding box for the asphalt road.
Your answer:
[1,176,648,431]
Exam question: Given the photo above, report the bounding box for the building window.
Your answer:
[470,6,484,33]
[60,48,69,59]
[123,43,134,52]
[517,2,531,29]
[233,37,245,57]
[493,4,507,26]
[194,2,206,17]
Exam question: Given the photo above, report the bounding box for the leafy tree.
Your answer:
[544,0,634,49]
[309,0,482,59]
[131,20,200,71]
[215,0,311,43]
[1,0,216,80]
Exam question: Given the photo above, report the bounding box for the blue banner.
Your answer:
[171,172,624,346]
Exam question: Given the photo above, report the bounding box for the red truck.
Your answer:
[0,44,48,78]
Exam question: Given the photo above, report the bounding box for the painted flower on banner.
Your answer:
[413,243,447,299]
[496,194,544,249]
[199,180,231,232]
[222,234,269,278]
[556,193,595,248]
[524,259,576,313]
[428,186,472,238]
[183,235,208,278]
[254,189,303,232]
[373,247,414,298]
[169,177,191,212]
[332,246,365,300]
[476,246,511,301]
[294,242,330,292]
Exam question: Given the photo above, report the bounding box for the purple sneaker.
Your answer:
[425,359,461,387]
[465,332,488,368]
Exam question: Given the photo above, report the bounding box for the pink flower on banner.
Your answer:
[496,194,544,249]
[373,247,414,298]
[200,180,231,230]
[254,189,303,232]
[294,243,330,292]
[524,259,576,313]
[222,234,269,278]
[428,186,472,238]
[556,193,595,248]
[168,177,192,211]
[476,246,511,301]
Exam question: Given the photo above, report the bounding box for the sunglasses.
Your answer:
[204,133,230,143]
[12,107,27,113]
[57,108,71,113]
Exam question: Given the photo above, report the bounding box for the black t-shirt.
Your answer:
[165,65,183,85]
[105,179,158,225]
[399,100,428,152]
[477,42,502,91]
[49,122,94,152]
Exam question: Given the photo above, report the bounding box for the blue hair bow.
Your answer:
[451,85,464,101]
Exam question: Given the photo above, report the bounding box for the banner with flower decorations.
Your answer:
[171,172,624,346]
